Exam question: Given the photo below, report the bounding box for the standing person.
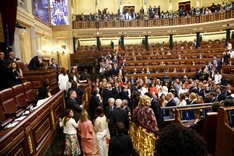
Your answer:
[11,61,23,85]
[110,99,129,136]
[28,53,43,70]
[66,90,83,122]
[78,111,94,156]
[67,81,84,105]
[111,40,114,49]
[94,106,108,156]
[58,67,69,93]
[59,109,81,156]
[89,90,102,122]
[80,69,91,81]
[108,122,133,156]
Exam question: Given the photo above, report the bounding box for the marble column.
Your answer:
[121,35,124,51]
[97,36,100,51]
[226,29,231,43]
[120,0,123,16]
[196,32,200,49]
[169,34,173,50]
[145,35,149,51]
[169,0,172,11]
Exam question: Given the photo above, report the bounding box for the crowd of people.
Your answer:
[55,42,234,155]
[76,2,234,21]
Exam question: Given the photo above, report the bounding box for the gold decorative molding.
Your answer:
[51,111,55,126]
[27,133,33,154]
[129,121,158,156]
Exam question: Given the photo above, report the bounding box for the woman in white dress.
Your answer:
[58,67,69,92]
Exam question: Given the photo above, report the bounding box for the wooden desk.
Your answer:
[0,90,65,156]
[174,105,212,127]
[79,82,92,107]
[23,68,59,95]
[215,107,234,156]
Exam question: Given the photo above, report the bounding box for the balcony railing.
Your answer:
[73,10,234,29]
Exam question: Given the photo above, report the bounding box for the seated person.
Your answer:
[37,79,52,100]
[156,123,207,156]
[189,102,221,134]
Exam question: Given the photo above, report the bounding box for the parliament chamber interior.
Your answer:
[0,0,234,155]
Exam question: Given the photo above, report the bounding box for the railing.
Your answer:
[73,10,234,29]
[129,121,158,156]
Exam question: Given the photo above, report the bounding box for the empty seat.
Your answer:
[201,112,218,155]
[0,106,13,129]
[129,63,135,66]
[12,84,33,109]
[174,62,180,65]
[167,62,173,65]
[138,63,143,66]
[144,62,149,66]
[163,76,170,82]
[190,68,196,72]
[0,88,23,117]
[23,81,36,103]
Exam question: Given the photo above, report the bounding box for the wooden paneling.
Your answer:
[0,91,65,156]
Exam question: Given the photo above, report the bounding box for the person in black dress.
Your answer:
[37,79,52,100]
[0,59,15,90]
[11,61,23,85]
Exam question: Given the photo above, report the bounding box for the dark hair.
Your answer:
[11,60,20,72]
[92,89,98,95]
[116,122,125,134]
[71,80,78,88]
[43,79,50,87]
[68,90,75,97]
[63,109,73,126]
[145,92,153,98]
[60,67,66,76]
[223,99,234,107]
[95,106,104,117]
[212,102,221,112]
[156,123,207,156]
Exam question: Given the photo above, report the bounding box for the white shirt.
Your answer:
[58,74,69,91]
[59,118,78,135]
[178,100,187,106]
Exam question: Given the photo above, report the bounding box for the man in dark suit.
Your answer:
[89,90,102,121]
[66,90,82,122]
[105,98,116,137]
[209,92,217,103]
[102,83,113,108]
[165,92,177,107]
[28,54,43,70]
[8,51,20,62]
[112,83,121,100]
[216,88,225,102]
[50,58,59,69]
[108,122,133,156]
[145,92,164,130]
[110,99,129,137]
[80,69,90,80]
